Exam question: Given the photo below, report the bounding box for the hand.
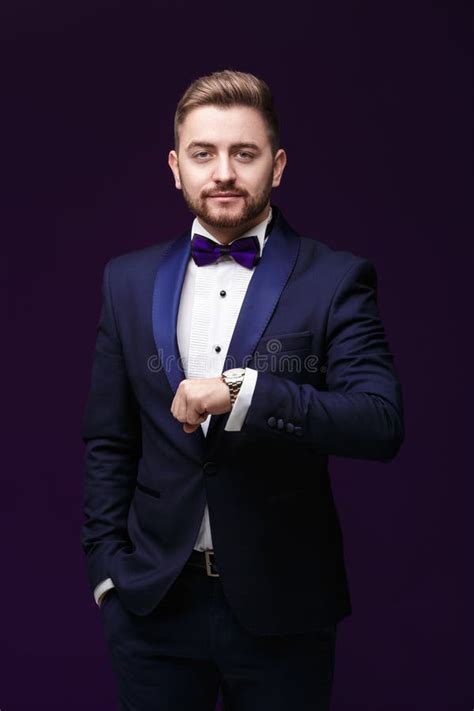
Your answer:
[170,376,232,434]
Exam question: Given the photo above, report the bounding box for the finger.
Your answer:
[186,406,208,426]
[183,422,200,433]
[173,384,189,423]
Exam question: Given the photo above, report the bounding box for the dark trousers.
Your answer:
[99,562,337,710]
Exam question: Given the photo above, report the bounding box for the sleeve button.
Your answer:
[267,416,276,428]
[277,418,285,430]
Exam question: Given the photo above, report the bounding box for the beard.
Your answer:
[180,170,274,229]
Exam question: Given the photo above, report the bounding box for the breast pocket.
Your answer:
[256,330,312,354]
[253,330,312,381]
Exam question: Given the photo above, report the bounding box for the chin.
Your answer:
[204,206,246,226]
[208,217,246,229]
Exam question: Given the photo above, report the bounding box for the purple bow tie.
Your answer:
[191,233,261,269]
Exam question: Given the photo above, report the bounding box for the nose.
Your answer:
[211,154,237,183]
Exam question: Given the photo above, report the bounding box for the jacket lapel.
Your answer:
[151,205,301,443]
[152,228,193,397]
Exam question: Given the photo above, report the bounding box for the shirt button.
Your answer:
[215,345,221,353]
[277,418,285,430]
[267,416,276,428]
[220,290,226,297]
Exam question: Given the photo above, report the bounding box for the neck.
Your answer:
[197,204,271,245]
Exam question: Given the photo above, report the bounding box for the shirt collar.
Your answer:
[191,207,273,256]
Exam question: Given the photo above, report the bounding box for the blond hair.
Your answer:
[174,69,280,155]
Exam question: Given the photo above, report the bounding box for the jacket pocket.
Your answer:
[135,481,161,499]
[256,330,312,354]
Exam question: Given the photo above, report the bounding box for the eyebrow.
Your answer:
[185,141,261,152]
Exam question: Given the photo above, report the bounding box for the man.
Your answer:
[81,69,404,710]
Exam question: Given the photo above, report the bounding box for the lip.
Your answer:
[208,195,243,200]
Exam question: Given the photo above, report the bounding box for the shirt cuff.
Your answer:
[94,577,115,607]
[224,367,258,431]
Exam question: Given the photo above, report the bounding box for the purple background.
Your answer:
[3,2,471,709]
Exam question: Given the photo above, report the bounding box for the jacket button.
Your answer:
[285,422,295,434]
[277,418,285,430]
[203,461,218,476]
[267,416,276,428]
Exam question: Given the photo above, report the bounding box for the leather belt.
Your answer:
[185,549,220,577]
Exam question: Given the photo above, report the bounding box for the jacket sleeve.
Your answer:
[80,260,142,592]
[240,258,404,462]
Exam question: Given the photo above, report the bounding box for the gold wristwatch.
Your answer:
[221,368,246,407]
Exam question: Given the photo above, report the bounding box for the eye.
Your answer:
[193,151,211,160]
[236,151,254,160]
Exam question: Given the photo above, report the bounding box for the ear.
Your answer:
[168,150,181,190]
[272,148,287,188]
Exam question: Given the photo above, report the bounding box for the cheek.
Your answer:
[181,170,208,195]
[244,162,273,184]
[247,170,272,192]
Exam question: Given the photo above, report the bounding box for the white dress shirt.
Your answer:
[93,208,272,606]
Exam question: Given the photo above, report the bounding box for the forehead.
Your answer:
[179,105,270,149]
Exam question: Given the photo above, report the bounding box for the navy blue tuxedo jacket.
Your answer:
[81,204,404,635]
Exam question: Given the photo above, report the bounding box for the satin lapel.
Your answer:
[206,207,301,438]
[151,229,207,455]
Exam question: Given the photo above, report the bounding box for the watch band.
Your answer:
[221,369,245,407]
[226,379,242,406]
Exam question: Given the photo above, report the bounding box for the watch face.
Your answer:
[224,368,245,379]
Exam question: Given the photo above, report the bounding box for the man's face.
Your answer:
[168,105,286,234]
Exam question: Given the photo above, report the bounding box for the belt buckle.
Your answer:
[204,550,219,577]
